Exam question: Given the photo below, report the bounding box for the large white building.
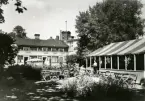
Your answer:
[14,34,69,66]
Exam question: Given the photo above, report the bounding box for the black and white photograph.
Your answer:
[0,0,145,101]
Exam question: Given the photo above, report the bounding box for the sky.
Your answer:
[0,0,145,39]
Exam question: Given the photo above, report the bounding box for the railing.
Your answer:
[41,69,69,81]
[99,71,138,88]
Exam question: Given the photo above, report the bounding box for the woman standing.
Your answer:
[93,61,98,74]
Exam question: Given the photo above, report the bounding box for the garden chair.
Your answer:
[105,71,111,77]
[127,74,137,88]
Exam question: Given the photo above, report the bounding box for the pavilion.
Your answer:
[86,38,145,83]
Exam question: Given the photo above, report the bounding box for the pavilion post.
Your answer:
[105,56,106,69]
[144,54,145,70]
[134,55,136,71]
[99,56,101,69]
[117,56,119,70]
[90,57,92,67]
[111,56,112,69]
[125,56,127,70]
[86,58,88,68]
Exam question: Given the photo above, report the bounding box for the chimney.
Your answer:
[56,36,59,40]
[34,34,40,39]
[50,37,53,39]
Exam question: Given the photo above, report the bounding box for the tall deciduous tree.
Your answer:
[0,33,18,79]
[0,0,27,23]
[12,25,27,38]
[76,0,145,59]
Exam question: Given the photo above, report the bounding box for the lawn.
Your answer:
[0,77,144,101]
[0,78,79,101]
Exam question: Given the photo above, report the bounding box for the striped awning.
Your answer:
[87,38,145,56]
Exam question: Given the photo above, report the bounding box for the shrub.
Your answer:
[6,65,42,80]
[60,75,134,101]
[140,78,145,87]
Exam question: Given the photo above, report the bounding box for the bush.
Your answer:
[60,75,134,101]
[140,78,145,87]
[6,65,42,80]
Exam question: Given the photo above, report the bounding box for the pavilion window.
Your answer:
[126,55,134,70]
[136,54,144,70]
[100,56,105,68]
[106,56,111,69]
[119,56,125,69]
[95,57,99,67]
[112,55,117,69]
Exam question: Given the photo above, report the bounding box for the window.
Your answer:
[119,56,125,69]
[30,56,37,59]
[47,56,51,61]
[47,48,51,51]
[43,47,47,51]
[30,47,37,51]
[38,56,42,60]
[106,56,111,69]
[17,55,23,63]
[64,48,68,52]
[52,48,57,52]
[51,56,58,63]
[59,48,64,52]
[38,47,42,51]
[23,47,30,51]
[126,55,134,70]
[100,57,104,68]
[58,57,63,63]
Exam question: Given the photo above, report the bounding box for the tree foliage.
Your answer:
[8,25,27,38]
[0,33,18,79]
[76,0,145,57]
[0,0,27,23]
[0,33,18,65]
[66,55,79,66]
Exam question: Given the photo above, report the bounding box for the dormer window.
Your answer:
[23,47,30,51]
[43,47,47,51]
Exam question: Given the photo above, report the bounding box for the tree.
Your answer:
[11,25,27,38]
[0,0,27,23]
[0,33,18,79]
[66,55,79,66]
[75,0,145,58]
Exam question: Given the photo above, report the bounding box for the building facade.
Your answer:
[14,34,69,66]
[59,30,79,55]
[67,39,78,55]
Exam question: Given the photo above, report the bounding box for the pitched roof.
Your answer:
[15,38,68,48]
[87,38,145,56]
[67,39,79,42]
